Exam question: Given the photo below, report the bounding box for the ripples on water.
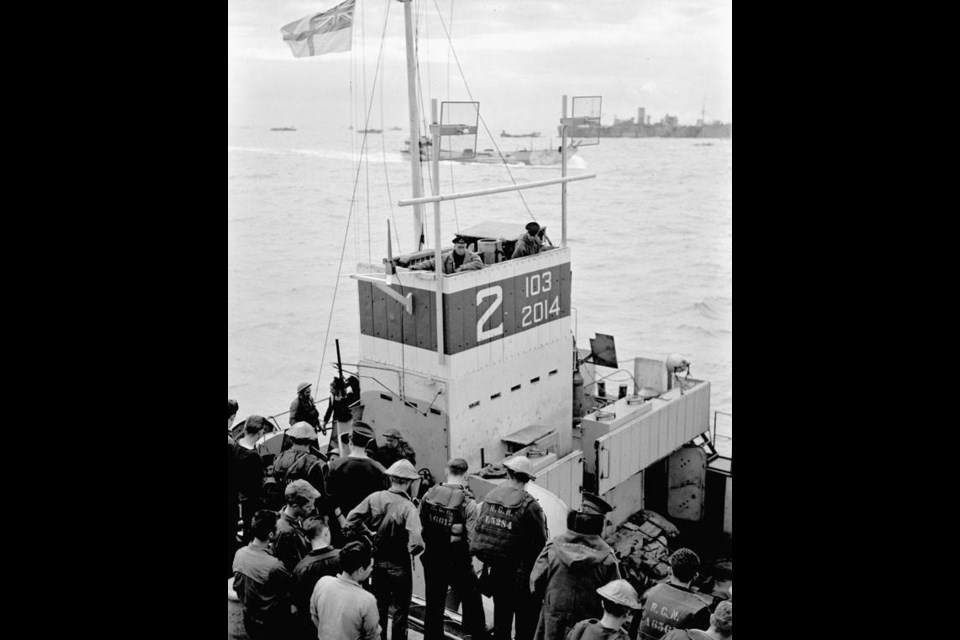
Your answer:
[228,126,732,438]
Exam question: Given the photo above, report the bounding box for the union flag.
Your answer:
[281,0,355,58]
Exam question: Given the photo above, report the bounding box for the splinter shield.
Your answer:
[440,101,479,161]
[566,95,602,146]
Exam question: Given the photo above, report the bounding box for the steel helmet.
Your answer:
[288,422,317,441]
[297,382,312,394]
[596,579,641,609]
[385,459,420,480]
[503,455,536,479]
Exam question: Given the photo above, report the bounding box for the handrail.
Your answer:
[397,173,596,207]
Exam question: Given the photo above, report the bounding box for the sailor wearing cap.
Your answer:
[566,579,643,640]
[512,221,547,259]
[530,492,621,640]
[344,458,424,640]
[409,236,485,274]
[290,381,321,430]
[470,456,549,640]
[325,421,388,543]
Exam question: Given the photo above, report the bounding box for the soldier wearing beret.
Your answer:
[530,492,621,640]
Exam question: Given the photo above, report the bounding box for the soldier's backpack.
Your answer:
[470,486,536,563]
[263,449,325,511]
[419,484,467,547]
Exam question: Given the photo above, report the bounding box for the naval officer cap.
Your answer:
[596,579,642,609]
[503,455,536,480]
[580,491,613,516]
[297,382,312,394]
[385,459,420,480]
[288,422,317,441]
[525,222,541,235]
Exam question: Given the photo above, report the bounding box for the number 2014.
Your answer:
[522,297,560,327]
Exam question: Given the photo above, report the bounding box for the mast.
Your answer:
[400,0,426,250]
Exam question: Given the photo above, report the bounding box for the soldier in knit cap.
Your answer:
[530,492,621,640]
[512,222,546,259]
[419,458,486,640]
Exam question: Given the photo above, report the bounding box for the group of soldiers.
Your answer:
[228,396,732,640]
[407,221,550,275]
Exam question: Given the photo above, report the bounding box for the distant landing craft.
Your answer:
[501,130,541,138]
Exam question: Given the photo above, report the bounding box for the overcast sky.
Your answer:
[228,0,731,132]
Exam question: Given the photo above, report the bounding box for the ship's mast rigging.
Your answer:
[400,0,426,251]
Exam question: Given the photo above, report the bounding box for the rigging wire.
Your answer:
[314,2,396,396]
[429,0,537,221]
[361,4,372,263]
[445,0,460,232]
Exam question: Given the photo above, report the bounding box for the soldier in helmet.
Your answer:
[634,548,712,640]
[290,382,321,429]
[530,492,621,640]
[269,422,329,514]
[566,579,642,640]
[345,459,424,640]
[471,455,549,640]
[371,427,417,468]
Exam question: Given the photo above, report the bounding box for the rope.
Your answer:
[313,1,395,398]
[429,0,536,221]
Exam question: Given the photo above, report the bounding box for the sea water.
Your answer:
[228,125,732,451]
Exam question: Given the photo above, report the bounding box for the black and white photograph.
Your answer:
[228,1,732,638]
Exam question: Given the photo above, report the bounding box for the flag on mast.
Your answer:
[281,0,355,58]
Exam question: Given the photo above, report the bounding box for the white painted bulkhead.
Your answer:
[355,249,574,479]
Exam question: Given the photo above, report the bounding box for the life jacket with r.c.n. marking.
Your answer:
[420,484,467,546]
[470,485,535,562]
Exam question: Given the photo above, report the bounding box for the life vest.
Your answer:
[637,583,712,640]
[420,484,467,547]
[471,485,535,563]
